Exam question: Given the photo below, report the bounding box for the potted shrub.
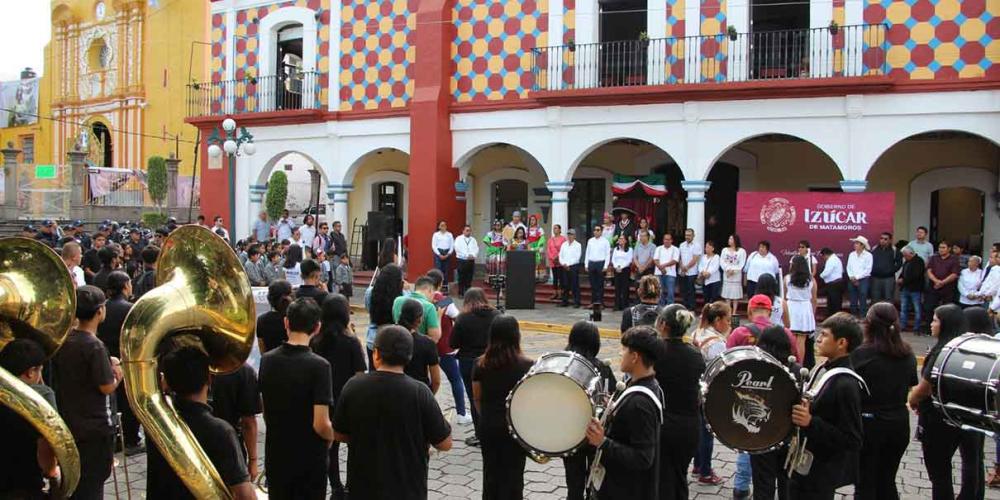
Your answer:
[638,31,650,47]
[567,38,576,52]
[727,25,738,41]
[829,20,840,35]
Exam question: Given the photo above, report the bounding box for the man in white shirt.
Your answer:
[585,225,612,307]
[678,228,702,310]
[454,225,479,295]
[506,211,527,237]
[846,235,874,316]
[212,215,230,241]
[653,233,680,306]
[432,222,455,293]
[818,247,845,315]
[62,241,86,287]
[558,229,583,307]
[276,209,294,242]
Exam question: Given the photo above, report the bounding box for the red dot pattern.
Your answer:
[339,0,415,111]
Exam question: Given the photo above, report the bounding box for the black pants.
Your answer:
[703,281,721,305]
[588,261,605,306]
[552,266,565,295]
[788,478,834,500]
[459,356,479,431]
[116,384,141,446]
[923,291,954,334]
[563,446,596,500]
[562,265,581,306]
[660,414,699,500]
[268,469,327,500]
[857,416,909,500]
[750,447,788,500]
[678,275,696,310]
[481,432,526,500]
[803,335,816,370]
[457,258,475,295]
[921,416,984,500]
[71,434,114,500]
[328,440,344,492]
[960,429,986,500]
[614,269,631,310]
[824,280,844,316]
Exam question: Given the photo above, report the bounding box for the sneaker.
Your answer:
[124,443,146,457]
[464,436,480,447]
[456,412,473,425]
[690,467,701,478]
[698,474,724,485]
[733,489,750,500]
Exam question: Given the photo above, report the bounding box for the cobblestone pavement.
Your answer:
[104,321,994,499]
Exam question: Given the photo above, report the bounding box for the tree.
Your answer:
[147,155,168,212]
[265,171,288,221]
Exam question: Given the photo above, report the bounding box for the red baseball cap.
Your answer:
[748,294,772,310]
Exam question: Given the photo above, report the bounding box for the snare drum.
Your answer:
[506,352,603,459]
[701,346,799,453]
[930,333,1000,435]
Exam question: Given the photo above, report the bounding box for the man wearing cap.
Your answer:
[846,236,873,316]
[20,224,35,238]
[52,285,123,500]
[34,220,59,248]
[127,227,147,271]
[72,220,92,250]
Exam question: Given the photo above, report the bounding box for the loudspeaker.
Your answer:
[367,211,388,242]
[505,250,536,309]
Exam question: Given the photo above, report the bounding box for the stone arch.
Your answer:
[341,146,411,186]
[564,135,679,182]
[910,167,998,255]
[457,143,550,238]
[701,132,844,182]
[859,125,1000,181]
[454,140,548,177]
[257,6,319,76]
[255,149,327,187]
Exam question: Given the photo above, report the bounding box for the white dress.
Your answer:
[784,275,815,333]
[721,247,746,300]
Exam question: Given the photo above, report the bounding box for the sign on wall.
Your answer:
[0,76,39,128]
[737,192,896,270]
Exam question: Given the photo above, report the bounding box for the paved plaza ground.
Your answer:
[102,304,992,499]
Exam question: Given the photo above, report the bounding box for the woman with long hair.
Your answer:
[750,325,799,500]
[621,275,661,332]
[283,244,304,287]
[721,234,747,316]
[526,215,547,282]
[450,287,500,445]
[257,280,293,353]
[310,294,366,498]
[611,235,634,311]
[755,273,789,328]
[366,263,405,369]
[377,237,399,270]
[507,227,528,251]
[562,321,617,500]
[850,302,917,500]
[691,301,731,486]
[654,304,704,500]
[397,299,441,394]
[910,303,983,500]
[473,315,533,499]
[785,255,817,368]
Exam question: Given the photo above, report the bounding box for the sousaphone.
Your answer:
[0,237,80,498]
[121,225,255,499]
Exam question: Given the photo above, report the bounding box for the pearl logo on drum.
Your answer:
[732,371,775,391]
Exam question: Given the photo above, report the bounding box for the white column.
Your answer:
[839,180,867,193]
[727,0,750,81]
[547,181,573,234]
[647,0,667,85]
[685,0,701,84]
[682,180,711,246]
[328,184,353,225]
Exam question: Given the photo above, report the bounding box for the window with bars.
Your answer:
[20,136,34,164]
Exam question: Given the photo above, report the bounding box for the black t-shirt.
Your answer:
[449,308,499,359]
[0,384,56,494]
[92,267,112,293]
[210,364,262,433]
[97,296,132,358]
[256,311,287,353]
[52,330,115,439]
[404,333,440,389]
[850,344,918,421]
[332,371,452,500]
[295,285,328,306]
[311,331,367,400]
[258,343,333,479]
[472,357,534,437]
[919,348,942,419]
[82,248,101,280]
[146,399,249,499]
[598,375,663,500]
[654,338,705,417]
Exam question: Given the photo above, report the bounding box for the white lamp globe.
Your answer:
[207,144,222,158]
[223,139,238,155]
[222,118,236,132]
[241,142,256,156]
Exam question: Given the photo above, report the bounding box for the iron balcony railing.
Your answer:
[531,24,887,91]
[187,71,321,117]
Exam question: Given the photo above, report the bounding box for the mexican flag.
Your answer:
[612,174,667,196]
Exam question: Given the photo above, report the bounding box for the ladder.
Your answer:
[349,217,365,268]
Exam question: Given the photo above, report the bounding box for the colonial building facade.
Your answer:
[193,0,1000,275]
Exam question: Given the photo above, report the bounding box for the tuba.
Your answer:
[121,225,255,499]
[0,237,80,498]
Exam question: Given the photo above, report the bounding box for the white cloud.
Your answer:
[0,1,51,81]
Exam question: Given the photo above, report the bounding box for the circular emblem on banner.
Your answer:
[760,197,796,233]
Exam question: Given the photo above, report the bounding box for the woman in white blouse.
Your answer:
[432,220,455,291]
[744,240,780,297]
[959,255,986,307]
[612,235,634,311]
[698,240,722,304]
[720,234,747,314]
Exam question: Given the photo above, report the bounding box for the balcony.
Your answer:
[531,24,887,93]
[186,71,321,118]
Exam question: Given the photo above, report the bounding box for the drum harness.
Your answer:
[586,383,664,496]
[784,364,869,477]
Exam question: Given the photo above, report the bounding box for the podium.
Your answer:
[505,250,536,309]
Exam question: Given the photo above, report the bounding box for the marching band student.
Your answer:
[750,326,799,500]
[788,312,865,500]
[584,326,664,500]
[259,298,334,499]
[333,326,453,499]
[147,341,254,499]
[397,299,441,394]
[210,358,262,484]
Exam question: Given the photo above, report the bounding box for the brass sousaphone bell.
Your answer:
[121,225,255,499]
[0,237,80,498]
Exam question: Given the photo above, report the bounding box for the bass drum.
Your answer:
[701,346,799,453]
[506,352,603,459]
[930,333,1000,434]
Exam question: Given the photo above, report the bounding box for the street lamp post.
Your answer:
[207,118,255,239]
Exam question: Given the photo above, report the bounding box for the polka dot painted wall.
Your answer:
[338,0,416,111]
[700,0,728,81]
[864,0,999,79]
[665,0,686,83]
[451,0,549,102]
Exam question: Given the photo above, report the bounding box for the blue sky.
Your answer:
[0,1,51,81]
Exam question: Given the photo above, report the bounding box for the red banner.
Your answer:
[737,192,895,270]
